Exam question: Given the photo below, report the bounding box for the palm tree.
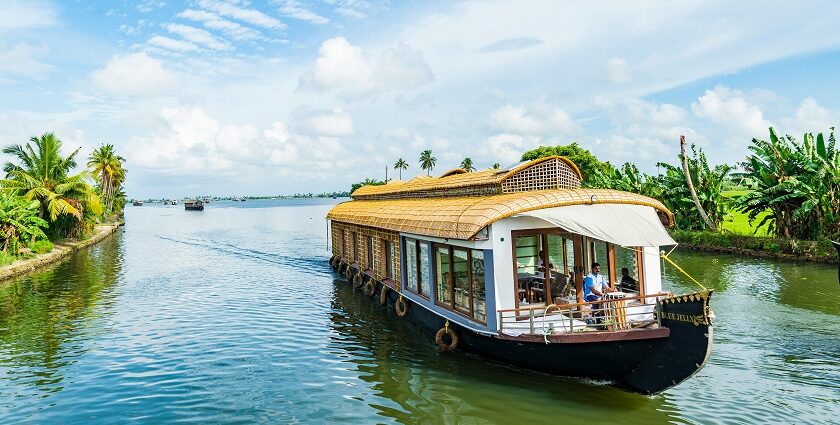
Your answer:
[1,133,102,238]
[394,158,408,180]
[419,150,436,176]
[460,157,475,172]
[88,144,126,215]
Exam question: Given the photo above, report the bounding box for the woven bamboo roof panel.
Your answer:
[328,188,674,240]
[352,156,583,200]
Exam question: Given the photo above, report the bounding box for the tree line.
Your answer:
[0,132,126,263]
[524,128,838,242]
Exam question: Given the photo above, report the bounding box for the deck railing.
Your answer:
[496,292,672,336]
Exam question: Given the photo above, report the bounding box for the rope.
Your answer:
[444,320,449,332]
[615,245,707,292]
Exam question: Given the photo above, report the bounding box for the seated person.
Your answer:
[583,262,612,303]
[620,267,638,291]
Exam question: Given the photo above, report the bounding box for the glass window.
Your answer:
[471,250,486,322]
[351,232,358,262]
[615,246,640,293]
[590,239,611,283]
[419,243,431,296]
[367,236,374,269]
[547,234,566,299]
[452,249,470,314]
[405,239,418,292]
[435,246,451,305]
[384,240,393,278]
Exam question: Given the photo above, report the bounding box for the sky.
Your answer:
[1,0,840,199]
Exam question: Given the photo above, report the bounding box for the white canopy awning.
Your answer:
[518,204,676,247]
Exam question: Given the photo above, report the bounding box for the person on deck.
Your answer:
[583,262,611,302]
[620,267,638,292]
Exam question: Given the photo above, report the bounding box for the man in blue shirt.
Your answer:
[583,262,611,302]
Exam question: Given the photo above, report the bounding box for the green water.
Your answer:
[0,199,838,424]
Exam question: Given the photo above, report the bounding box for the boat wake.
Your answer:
[156,235,333,278]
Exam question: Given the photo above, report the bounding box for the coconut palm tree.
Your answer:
[1,132,102,238]
[419,150,436,176]
[460,157,475,172]
[88,144,126,215]
[394,158,408,180]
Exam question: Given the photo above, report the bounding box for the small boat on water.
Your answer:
[133,200,143,206]
[326,156,713,395]
[184,199,204,211]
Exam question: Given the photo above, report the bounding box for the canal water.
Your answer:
[0,199,838,424]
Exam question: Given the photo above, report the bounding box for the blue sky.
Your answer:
[1,0,840,198]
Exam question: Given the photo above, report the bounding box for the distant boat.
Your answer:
[184,200,204,211]
[133,200,143,206]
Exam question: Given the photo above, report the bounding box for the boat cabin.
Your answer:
[327,156,678,336]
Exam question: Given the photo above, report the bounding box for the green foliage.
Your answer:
[419,150,437,176]
[0,192,48,254]
[671,229,837,261]
[734,127,840,240]
[350,178,385,194]
[0,251,15,266]
[460,157,475,172]
[520,143,608,184]
[29,239,54,254]
[1,132,103,239]
[588,162,663,198]
[656,146,732,231]
[88,144,126,216]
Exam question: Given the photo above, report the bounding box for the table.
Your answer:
[604,292,629,330]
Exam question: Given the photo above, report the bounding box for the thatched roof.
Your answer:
[327,188,674,240]
[352,156,583,200]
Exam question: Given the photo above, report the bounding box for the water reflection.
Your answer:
[0,232,124,396]
[327,279,678,424]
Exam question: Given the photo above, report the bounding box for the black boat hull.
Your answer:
[334,262,713,395]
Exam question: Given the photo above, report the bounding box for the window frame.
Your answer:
[432,243,486,324]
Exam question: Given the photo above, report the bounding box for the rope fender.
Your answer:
[395,295,409,317]
[379,283,388,305]
[364,279,376,297]
[435,320,458,352]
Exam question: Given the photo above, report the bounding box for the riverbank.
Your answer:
[671,229,838,264]
[0,222,122,282]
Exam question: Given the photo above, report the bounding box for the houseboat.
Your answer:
[326,156,713,395]
[184,199,204,211]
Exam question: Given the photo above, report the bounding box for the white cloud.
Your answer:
[148,35,201,52]
[299,37,433,97]
[0,1,57,32]
[605,57,630,83]
[91,52,180,96]
[278,0,329,24]
[780,97,840,136]
[335,7,365,19]
[593,96,698,164]
[165,23,233,51]
[691,85,773,137]
[196,0,286,29]
[294,108,354,137]
[485,133,541,164]
[490,103,580,137]
[0,43,54,78]
[126,107,353,188]
[178,9,263,41]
